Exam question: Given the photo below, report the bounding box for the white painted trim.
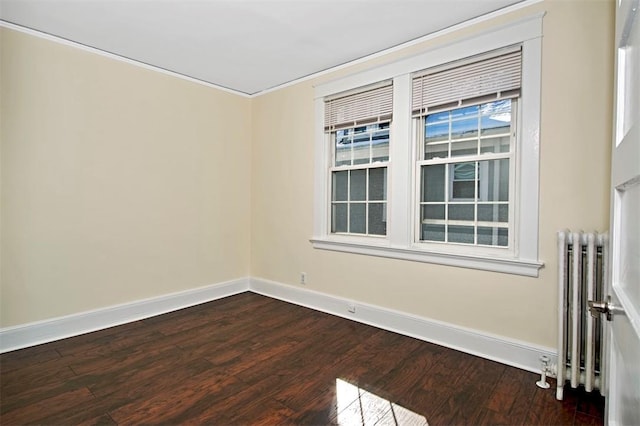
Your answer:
[517,34,543,261]
[0,21,252,98]
[388,73,413,247]
[1,275,555,374]
[250,276,555,374]
[0,278,250,353]
[310,238,543,277]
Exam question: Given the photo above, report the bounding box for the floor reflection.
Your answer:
[335,378,428,425]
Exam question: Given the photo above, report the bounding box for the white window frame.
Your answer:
[329,123,390,237]
[414,98,517,255]
[311,13,545,277]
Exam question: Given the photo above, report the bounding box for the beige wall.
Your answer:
[0,0,614,351]
[0,28,252,327]
[250,0,614,349]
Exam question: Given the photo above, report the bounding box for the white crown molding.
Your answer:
[0,20,252,98]
[0,278,250,353]
[250,276,556,374]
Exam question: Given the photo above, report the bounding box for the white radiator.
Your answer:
[556,231,608,401]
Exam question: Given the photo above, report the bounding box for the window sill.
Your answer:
[310,238,543,277]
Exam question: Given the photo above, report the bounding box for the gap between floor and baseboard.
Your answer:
[0,276,556,375]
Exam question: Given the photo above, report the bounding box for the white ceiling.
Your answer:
[1,0,526,95]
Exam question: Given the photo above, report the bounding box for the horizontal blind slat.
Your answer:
[325,83,393,131]
[412,49,521,117]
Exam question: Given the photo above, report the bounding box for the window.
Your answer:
[325,82,392,237]
[312,14,544,276]
[331,124,389,235]
[419,101,513,247]
[413,48,520,251]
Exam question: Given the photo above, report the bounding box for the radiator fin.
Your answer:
[556,230,608,401]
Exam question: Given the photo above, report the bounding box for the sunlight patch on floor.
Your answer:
[335,378,428,425]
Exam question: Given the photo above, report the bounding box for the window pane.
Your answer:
[426,110,449,124]
[369,167,387,201]
[372,130,389,162]
[422,224,445,241]
[422,204,445,220]
[332,171,348,201]
[481,121,511,136]
[349,203,366,234]
[478,226,508,246]
[452,181,476,199]
[424,111,449,143]
[450,162,477,200]
[451,117,478,140]
[368,203,386,235]
[350,169,366,201]
[453,162,476,179]
[451,139,477,157]
[425,122,449,143]
[448,225,474,244]
[335,130,351,166]
[451,105,479,119]
[422,164,445,202]
[480,100,511,136]
[336,123,389,166]
[478,204,508,222]
[499,228,508,246]
[448,204,474,221]
[479,159,509,202]
[352,135,370,164]
[480,136,510,154]
[425,142,448,160]
[331,203,347,233]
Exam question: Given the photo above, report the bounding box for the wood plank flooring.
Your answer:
[0,292,605,425]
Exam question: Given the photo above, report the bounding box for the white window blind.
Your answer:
[324,81,393,132]
[412,47,522,117]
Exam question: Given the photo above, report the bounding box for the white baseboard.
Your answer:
[0,278,250,353]
[249,277,556,374]
[1,275,556,375]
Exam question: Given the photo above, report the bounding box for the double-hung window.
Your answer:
[325,82,392,237]
[312,14,544,276]
[413,48,521,251]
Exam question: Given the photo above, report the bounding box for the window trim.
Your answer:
[311,13,545,277]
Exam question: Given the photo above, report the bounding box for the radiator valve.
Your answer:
[536,355,551,389]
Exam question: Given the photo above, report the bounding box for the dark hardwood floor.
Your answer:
[1,292,604,425]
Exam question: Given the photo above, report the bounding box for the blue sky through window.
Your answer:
[425,100,512,141]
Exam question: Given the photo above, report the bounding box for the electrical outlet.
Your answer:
[300,272,307,285]
[347,302,356,313]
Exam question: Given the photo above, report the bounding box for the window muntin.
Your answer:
[417,99,514,248]
[331,123,389,236]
